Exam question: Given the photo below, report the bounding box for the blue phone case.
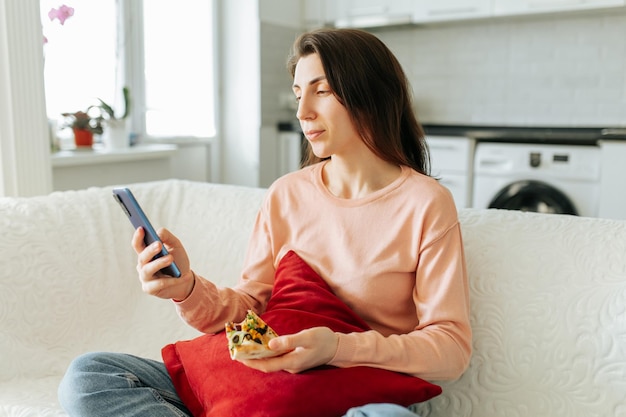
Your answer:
[112,187,181,278]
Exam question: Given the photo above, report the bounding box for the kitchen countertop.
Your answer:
[423,124,626,145]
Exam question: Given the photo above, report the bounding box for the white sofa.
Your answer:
[1,179,624,417]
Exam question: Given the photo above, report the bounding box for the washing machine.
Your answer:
[473,142,601,217]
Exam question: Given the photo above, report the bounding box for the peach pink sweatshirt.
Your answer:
[175,161,472,381]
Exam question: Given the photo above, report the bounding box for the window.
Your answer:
[40,1,117,120]
[142,1,216,138]
[40,0,216,141]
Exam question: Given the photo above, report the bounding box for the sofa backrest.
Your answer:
[416,208,626,417]
[0,179,266,380]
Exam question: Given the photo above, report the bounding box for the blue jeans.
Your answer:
[58,352,191,417]
[58,352,420,417]
[345,404,421,416]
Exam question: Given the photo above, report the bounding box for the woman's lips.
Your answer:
[304,130,324,141]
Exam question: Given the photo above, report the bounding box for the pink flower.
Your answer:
[48,4,74,25]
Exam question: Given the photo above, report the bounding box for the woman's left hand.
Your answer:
[239,327,339,374]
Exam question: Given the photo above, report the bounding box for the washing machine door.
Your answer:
[489,180,578,215]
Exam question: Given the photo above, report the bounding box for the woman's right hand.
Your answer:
[131,226,195,301]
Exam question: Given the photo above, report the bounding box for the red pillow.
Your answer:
[162,250,441,417]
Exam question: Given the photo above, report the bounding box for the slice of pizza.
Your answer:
[225,310,279,360]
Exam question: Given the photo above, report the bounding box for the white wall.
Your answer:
[259,0,302,28]
[218,0,262,187]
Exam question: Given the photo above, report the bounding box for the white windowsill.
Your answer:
[51,144,178,167]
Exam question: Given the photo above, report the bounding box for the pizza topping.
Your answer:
[225,310,279,360]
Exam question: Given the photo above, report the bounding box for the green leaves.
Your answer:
[97,86,131,120]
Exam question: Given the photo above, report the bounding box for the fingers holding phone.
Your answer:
[113,187,195,301]
[133,226,195,301]
[131,226,189,271]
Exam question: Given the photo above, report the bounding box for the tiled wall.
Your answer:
[261,12,626,128]
[260,23,301,126]
[378,12,626,127]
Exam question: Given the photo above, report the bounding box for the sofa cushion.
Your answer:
[162,250,441,417]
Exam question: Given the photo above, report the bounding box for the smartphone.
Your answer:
[112,187,181,278]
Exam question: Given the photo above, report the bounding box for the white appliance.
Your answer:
[473,143,601,217]
[427,135,475,209]
[277,130,303,177]
[598,139,626,220]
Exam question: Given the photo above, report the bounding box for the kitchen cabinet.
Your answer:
[413,0,493,23]
[329,0,414,28]
[324,0,492,27]
[598,140,626,220]
[313,0,625,28]
[426,136,475,209]
[494,0,625,16]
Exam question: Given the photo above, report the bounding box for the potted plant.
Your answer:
[62,109,103,148]
[97,86,131,121]
[97,86,131,149]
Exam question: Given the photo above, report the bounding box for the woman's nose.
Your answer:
[296,96,314,121]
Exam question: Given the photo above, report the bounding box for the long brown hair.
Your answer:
[287,28,430,176]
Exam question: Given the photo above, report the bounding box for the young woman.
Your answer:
[59,28,471,417]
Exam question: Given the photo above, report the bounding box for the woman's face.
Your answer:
[292,53,362,160]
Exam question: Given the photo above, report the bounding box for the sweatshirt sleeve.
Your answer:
[329,221,472,381]
[173,208,276,334]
